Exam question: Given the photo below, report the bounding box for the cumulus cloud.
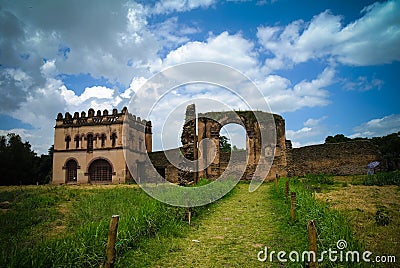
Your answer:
[350,114,400,138]
[257,0,400,70]
[259,67,334,113]
[163,31,258,74]
[0,0,160,88]
[0,68,33,112]
[286,116,328,147]
[153,30,332,115]
[1,0,398,154]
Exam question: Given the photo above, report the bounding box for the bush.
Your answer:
[375,207,390,226]
[362,170,400,186]
[304,173,334,185]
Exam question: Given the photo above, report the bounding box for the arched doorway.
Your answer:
[65,159,78,183]
[88,158,113,182]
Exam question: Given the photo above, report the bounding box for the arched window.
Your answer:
[65,159,78,182]
[111,132,117,147]
[87,133,94,152]
[65,135,71,150]
[88,159,112,182]
[100,133,106,147]
[74,135,80,149]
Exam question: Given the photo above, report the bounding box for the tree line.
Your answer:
[325,132,400,171]
[0,133,53,186]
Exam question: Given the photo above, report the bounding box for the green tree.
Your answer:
[34,145,54,184]
[0,133,53,185]
[325,134,351,143]
[232,145,245,151]
[371,132,400,170]
[0,133,35,185]
[219,135,231,153]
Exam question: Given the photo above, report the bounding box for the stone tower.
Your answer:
[178,104,198,185]
[52,107,152,184]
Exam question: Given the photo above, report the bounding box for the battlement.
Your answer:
[55,107,150,131]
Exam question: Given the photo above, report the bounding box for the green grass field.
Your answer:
[0,174,398,267]
[0,184,192,267]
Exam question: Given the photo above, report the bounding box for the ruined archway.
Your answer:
[196,109,287,181]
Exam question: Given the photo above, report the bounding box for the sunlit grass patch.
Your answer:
[316,184,400,261]
[0,185,191,267]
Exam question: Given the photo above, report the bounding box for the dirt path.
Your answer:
[150,183,278,267]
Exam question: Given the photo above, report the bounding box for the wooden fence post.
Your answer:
[308,220,318,268]
[184,192,191,225]
[186,207,192,225]
[290,192,296,221]
[104,215,119,268]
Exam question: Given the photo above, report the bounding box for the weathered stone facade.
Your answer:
[286,140,383,176]
[178,104,198,185]
[149,107,288,183]
[52,107,152,184]
[196,111,287,181]
[53,105,384,184]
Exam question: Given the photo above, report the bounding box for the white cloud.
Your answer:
[304,116,328,127]
[286,116,328,147]
[152,0,216,14]
[79,86,115,102]
[286,127,313,140]
[40,60,57,77]
[151,17,200,50]
[1,0,398,155]
[163,31,258,74]
[0,0,160,90]
[257,0,400,70]
[351,114,400,138]
[343,76,384,91]
[259,67,334,113]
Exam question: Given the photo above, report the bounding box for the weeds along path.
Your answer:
[119,182,280,267]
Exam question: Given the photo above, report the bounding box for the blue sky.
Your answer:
[0,0,399,153]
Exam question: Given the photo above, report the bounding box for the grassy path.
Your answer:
[118,182,281,267]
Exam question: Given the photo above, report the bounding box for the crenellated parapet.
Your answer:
[56,107,126,127]
[55,107,150,129]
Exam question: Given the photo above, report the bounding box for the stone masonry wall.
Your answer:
[287,140,383,176]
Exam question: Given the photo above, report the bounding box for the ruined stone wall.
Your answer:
[148,149,179,183]
[287,140,383,176]
[198,110,287,181]
[178,104,198,185]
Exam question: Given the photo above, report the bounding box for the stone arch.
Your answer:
[197,111,264,179]
[63,158,80,183]
[87,157,115,182]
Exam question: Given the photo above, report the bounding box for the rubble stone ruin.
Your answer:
[52,104,384,184]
